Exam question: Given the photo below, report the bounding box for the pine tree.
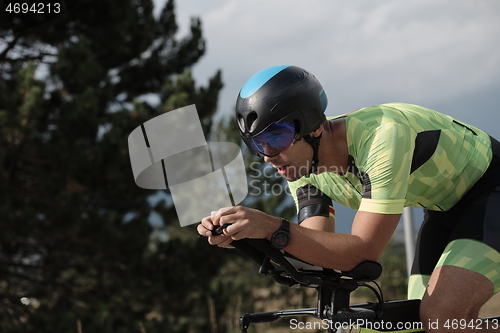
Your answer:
[0,1,225,332]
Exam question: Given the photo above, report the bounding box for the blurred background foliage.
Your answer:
[0,0,408,332]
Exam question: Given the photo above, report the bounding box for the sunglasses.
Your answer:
[243,121,297,157]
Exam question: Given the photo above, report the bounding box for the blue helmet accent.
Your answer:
[239,65,290,98]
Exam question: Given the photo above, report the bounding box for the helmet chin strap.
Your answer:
[303,133,322,177]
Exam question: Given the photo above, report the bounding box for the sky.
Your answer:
[153,0,500,233]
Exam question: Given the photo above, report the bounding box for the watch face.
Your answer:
[275,232,289,247]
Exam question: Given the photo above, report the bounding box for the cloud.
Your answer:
[157,0,500,135]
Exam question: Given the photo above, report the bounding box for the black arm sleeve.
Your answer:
[296,184,333,224]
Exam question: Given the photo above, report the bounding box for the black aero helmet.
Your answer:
[236,65,328,144]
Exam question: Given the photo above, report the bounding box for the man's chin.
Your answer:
[282,171,302,182]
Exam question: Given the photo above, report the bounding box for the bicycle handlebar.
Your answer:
[231,238,382,284]
[331,308,377,322]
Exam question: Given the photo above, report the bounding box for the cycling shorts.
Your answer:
[408,136,500,299]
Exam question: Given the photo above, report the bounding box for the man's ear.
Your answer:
[309,124,323,138]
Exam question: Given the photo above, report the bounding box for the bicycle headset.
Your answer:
[235,65,328,176]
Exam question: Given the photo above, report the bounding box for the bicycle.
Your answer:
[215,225,500,333]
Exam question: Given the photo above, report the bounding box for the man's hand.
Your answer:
[197,212,234,248]
[197,206,282,248]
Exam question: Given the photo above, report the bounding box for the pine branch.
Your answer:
[0,34,20,62]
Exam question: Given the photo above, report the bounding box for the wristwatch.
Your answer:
[271,219,291,250]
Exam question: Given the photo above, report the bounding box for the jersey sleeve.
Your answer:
[288,179,336,222]
[295,184,335,223]
[353,121,416,214]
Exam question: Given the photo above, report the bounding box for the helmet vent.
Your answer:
[237,115,246,133]
[246,111,258,132]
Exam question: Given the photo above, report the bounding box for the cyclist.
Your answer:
[197,65,500,332]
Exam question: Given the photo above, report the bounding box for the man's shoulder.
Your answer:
[328,103,418,123]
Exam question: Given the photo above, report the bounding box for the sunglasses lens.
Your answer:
[244,121,296,157]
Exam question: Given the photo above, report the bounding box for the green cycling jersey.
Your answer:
[288,103,493,218]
